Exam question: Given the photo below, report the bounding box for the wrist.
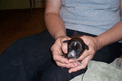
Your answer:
[95,36,104,50]
[54,31,67,40]
[55,35,68,41]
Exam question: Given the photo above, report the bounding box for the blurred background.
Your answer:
[0,0,45,10]
[0,0,46,54]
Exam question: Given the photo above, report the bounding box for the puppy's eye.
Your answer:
[76,44,80,49]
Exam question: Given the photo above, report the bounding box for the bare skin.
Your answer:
[45,0,122,73]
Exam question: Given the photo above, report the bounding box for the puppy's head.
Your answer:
[67,37,85,59]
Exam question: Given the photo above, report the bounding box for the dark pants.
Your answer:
[0,29,121,81]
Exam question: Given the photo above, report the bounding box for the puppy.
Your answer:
[63,35,89,59]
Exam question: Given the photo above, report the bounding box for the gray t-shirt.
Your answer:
[60,0,121,35]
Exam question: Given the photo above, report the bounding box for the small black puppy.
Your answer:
[63,35,89,59]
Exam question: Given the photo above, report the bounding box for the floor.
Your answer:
[0,8,46,54]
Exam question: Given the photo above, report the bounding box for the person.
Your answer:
[0,0,122,81]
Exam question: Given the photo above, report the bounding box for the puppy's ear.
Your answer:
[63,40,70,43]
[85,44,89,50]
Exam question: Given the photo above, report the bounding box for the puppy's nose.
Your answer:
[67,50,76,59]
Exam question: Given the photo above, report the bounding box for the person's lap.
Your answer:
[41,29,122,81]
[0,29,121,81]
[0,30,54,81]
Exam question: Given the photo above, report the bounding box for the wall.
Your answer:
[0,0,45,10]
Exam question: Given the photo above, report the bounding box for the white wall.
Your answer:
[0,0,45,10]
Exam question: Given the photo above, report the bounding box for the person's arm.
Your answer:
[68,2,122,73]
[45,0,66,40]
[120,0,122,20]
[45,0,77,69]
[96,21,122,50]
[69,22,122,73]
[96,0,122,49]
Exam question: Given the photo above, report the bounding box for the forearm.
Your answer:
[120,0,122,20]
[96,20,122,50]
[45,13,66,40]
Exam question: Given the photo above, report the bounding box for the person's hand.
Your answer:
[51,36,78,68]
[68,35,101,73]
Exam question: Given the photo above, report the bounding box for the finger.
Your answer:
[68,59,77,63]
[54,54,69,64]
[77,49,89,61]
[68,64,87,73]
[69,55,93,73]
[56,61,67,68]
[62,41,68,54]
[61,38,70,53]
[66,62,78,68]
[56,61,77,68]
[53,51,69,64]
[51,44,69,64]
